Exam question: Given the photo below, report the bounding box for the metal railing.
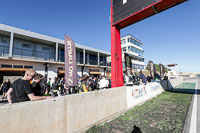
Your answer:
[13,47,55,61]
[0,45,9,56]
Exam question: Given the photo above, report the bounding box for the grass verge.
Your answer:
[86,87,193,133]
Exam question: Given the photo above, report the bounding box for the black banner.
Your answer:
[124,53,132,75]
[113,0,158,24]
[148,61,155,79]
[159,64,164,78]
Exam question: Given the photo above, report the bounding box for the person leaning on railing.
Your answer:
[6,69,53,104]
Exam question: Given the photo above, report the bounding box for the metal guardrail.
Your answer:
[0,46,110,66]
[13,47,55,61]
[0,45,9,56]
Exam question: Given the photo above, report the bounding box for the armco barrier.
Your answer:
[0,79,182,133]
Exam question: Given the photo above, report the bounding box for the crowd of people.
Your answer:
[45,74,112,95]
[0,69,112,104]
[0,69,165,104]
[123,70,163,85]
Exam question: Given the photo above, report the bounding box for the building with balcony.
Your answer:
[121,34,145,71]
[0,24,110,83]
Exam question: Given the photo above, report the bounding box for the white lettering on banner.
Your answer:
[68,66,73,84]
[67,40,74,85]
[131,87,145,99]
[67,40,73,64]
[69,66,73,77]
[68,77,73,84]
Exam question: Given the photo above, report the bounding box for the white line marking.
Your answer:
[189,78,198,133]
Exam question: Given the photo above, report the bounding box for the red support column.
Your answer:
[111,0,124,88]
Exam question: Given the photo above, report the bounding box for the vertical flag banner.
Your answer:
[124,53,132,75]
[149,61,155,80]
[159,64,164,78]
[65,35,77,87]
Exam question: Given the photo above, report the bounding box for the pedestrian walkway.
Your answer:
[189,74,200,133]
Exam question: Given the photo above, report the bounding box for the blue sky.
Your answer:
[0,0,199,72]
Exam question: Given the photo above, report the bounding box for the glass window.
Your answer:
[13,65,23,68]
[121,39,126,44]
[128,46,130,51]
[58,67,64,70]
[42,47,50,51]
[1,64,12,68]
[1,38,7,44]
[22,43,32,49]
[24,66,33,69]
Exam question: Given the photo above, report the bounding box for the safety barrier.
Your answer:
[0,78,183,133]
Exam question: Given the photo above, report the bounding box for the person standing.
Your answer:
[139,70,147,85]
[0,79,11,99]
[46,78,52,94]
[6,69,52,104]
[99,76,109,89]
[32,73,43,96]
[51,77,60,96]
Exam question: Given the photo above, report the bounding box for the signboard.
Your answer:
[65,35,77,87]
[112,0,188,29]
[124,53,132,75]
[126,82,163,109]
[113,0,158,24]
[167,64,177,67]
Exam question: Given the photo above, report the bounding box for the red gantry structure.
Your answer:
[110,0,187,87]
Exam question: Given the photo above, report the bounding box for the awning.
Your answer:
[58,70,65,74]
[89,72,101,75]
[0,68,27,71]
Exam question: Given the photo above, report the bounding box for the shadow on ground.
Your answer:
[131,125,142,133]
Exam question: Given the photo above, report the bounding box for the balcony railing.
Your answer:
[77,57,83,64]
[0,45,9,56]
[58,55,84,64]
[13,47,55,61]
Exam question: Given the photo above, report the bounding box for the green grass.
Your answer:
[86,85,193,133]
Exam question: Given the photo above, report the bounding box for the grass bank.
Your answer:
[86,86,193,133]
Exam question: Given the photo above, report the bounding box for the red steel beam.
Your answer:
[111,0,124,88]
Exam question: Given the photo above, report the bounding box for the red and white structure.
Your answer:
[110,0,187,87]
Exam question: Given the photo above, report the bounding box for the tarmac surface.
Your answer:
[192,74,200,133]
[197,75,200,132]
[181,75,200,133]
